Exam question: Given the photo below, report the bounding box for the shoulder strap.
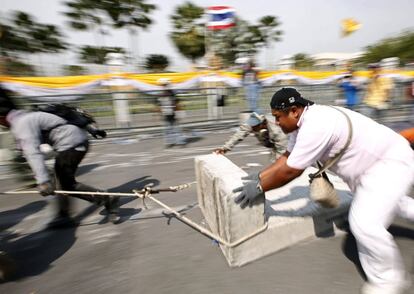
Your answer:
[311,106,353,178]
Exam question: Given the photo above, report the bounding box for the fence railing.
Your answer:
[1,82,412,164]
[9,81,414,130]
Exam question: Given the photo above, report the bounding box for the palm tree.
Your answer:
[169,2,205,65]
[63,0,108,47]
[212,18,264,67]
[293,53,315,70]
[144,54,169,72]
[78,45,125,64]
[63,64,87,76]
[11,11,67,54]
[32,24,67,54]
[2,11,67,75]
[64,0,156,68]
[357,30,414,66]
[0,21,30,57]
[102,0,156,67]
[258,16,283,68]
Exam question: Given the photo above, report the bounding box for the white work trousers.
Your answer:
[349,158,414,288]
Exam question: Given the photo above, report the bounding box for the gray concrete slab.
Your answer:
[196,154,352,267]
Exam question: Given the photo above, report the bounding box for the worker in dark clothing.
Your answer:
[157,78,186,147]
[0,87,118,228]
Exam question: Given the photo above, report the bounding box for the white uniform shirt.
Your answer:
[286,105,413,191]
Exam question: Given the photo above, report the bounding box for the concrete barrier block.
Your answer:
[195,154,266,264]
[195,154,352,267]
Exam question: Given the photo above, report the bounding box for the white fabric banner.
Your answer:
[1,80,102,100]
[1,72,413,99]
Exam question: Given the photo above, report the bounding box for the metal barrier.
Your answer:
[9,82,413,131]
[13,87,247,130]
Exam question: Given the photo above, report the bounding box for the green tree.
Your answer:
[4,11,67,55]
[144,54,169,72]
[0,11,67,76]
[64,0,156,65]
[78,45,125,64]
[258,16,283,48]
[212,18,265,66]
[357,30,414,65]
[168,2,283,67]
[169,2,205,64]
[103,0,156,30]
[102,0,156,65]
[293,53,315,69]
[210,18,250,66]
[2,57,37,76]
[258,16,283,67]
[63,0,108,46]
[0,22,30,57]
[63,64,87,75]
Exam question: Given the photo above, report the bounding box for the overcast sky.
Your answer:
[2,0,413,73]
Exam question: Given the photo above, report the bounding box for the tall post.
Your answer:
[204,26,219,120]
[106,53,132,128]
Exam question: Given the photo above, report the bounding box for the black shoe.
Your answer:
[104,196,120,215]
[0,251,17,281]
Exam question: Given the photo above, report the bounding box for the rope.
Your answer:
[2,181,197,197]
[2,180,267,248]
[3,190,138,196]
[133,189,268,248]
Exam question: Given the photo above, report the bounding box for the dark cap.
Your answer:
[270,87,314,110]
[0,86,16,116]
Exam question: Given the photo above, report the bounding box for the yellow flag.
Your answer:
[341,18,361,37]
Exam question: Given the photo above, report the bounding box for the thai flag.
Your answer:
[206,6,235,30]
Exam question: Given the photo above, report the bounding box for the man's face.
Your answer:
[271,107,301,134]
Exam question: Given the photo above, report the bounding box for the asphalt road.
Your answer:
[0,128,413,294]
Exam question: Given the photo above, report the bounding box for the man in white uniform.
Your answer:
[233,87,414,294]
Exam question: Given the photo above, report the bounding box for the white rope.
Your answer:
[2,181,267,248]
[3,190,137,196]
[133,190,268,248]
[2,181,198,197]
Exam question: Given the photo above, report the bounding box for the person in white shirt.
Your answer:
[233,87,414,294]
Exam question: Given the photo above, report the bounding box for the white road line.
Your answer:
[94,163,135,171]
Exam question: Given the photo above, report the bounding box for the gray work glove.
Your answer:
[38,181,55,196]
[241,172,260,182]
[233,179,264,209]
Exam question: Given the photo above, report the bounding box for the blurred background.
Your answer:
[0,0,413,75]
[0,0,413,132]
[0,1,414,292]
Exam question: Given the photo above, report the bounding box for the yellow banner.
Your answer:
[1,70,413,90]
[0,74,111,88]
[124,71,210,85]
